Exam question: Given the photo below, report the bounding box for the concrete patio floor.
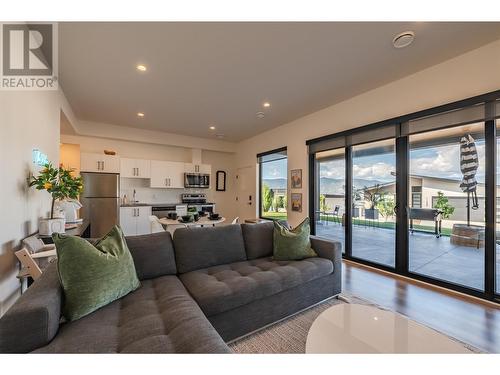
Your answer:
[316,221,500,292]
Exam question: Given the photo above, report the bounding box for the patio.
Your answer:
[316,221,500,291]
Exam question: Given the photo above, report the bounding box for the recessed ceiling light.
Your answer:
[137,112,145,118]
[136,64,147,72]
[209,126,216,130]
[263,102,271,108]
[392,31,415,49]
[256,111,265,119]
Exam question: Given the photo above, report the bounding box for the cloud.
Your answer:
[319,138,488,183]
[353,162,395,181]
[410,142,485,182]
[319,160,344,179]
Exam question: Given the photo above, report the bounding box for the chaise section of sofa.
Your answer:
[34,273,230,353]
[173,222,342,341]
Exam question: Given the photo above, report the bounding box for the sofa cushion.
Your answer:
[173,225,247,274]
[273,218,317,261]
[126,231,177,279]
[34,275,230,353]
[54,225,140,321]
[241,222,274,260]
[179,256,334,317]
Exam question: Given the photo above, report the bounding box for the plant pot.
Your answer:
[39,218,65,236]
[365,209,379,220]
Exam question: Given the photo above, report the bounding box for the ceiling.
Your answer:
[59,22,500,142]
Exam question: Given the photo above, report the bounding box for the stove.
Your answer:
[181,193,215,214]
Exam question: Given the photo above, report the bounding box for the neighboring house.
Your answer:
[359,174,500,223]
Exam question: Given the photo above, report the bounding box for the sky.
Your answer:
[320,138,491,184]
[263,138,499,184]
[262,158,287,179]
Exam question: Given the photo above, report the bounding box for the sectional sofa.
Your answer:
[0,222,342,353]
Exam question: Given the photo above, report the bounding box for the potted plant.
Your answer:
[363,184,385,220]
[29,162,83,235]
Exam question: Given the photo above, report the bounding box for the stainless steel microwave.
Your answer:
[184,173,210,188]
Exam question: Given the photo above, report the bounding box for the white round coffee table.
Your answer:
[305,304,472,353]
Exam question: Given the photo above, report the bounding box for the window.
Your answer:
[314,148,345,253]
[258,148,288,221]
[409,122,485,290]
[307,91,500,302]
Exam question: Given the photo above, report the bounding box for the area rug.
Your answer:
[228,294,482,354]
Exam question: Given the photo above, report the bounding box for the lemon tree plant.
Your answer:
[29,163,83,219]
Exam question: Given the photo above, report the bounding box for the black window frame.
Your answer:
[307,89,500,303]
[257,146,288,221]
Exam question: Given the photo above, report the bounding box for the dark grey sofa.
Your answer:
[0,222,341,353]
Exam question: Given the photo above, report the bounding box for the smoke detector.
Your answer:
[256,111,265,119]
[392,31,415,49]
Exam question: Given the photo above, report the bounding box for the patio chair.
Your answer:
[325,205,341,224]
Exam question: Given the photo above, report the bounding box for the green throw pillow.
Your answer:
[273,218,317,261]
[53,225,140,321]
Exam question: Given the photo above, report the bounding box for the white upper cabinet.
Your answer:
[81,153,120,173]
[120,158,151,178]
[150,160,185,188]
[184,163,211,174]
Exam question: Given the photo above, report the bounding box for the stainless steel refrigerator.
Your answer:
[80,172,120,238]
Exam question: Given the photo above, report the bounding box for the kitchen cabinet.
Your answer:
[184,163,211,174]
[150,160,185,188]
[81,153,120,173]
[119,206,152,236]
[120,158,151,178]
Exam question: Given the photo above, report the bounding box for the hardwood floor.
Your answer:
[342,260,500,353]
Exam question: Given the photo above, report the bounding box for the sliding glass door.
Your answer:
[308,92,500,302]
[351,139,396,267]
[408,123,485,290]
[496,118,500,295]
[314,148,346,253]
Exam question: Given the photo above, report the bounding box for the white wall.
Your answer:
[236,39,500,228]
[0,90,67,315]
[60,134,238,220]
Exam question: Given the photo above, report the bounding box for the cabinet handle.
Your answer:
[102,161,105,171]
[136,168,139,176]
[97,161,100,170]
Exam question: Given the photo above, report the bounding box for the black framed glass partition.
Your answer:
[352,139,396,267]
[408,122,485,290]
[314,148,346,253]
[307,91,500,303]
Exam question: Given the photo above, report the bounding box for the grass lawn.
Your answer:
[261,212,288,221]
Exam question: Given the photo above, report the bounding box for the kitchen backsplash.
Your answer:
[120,178,213,204]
